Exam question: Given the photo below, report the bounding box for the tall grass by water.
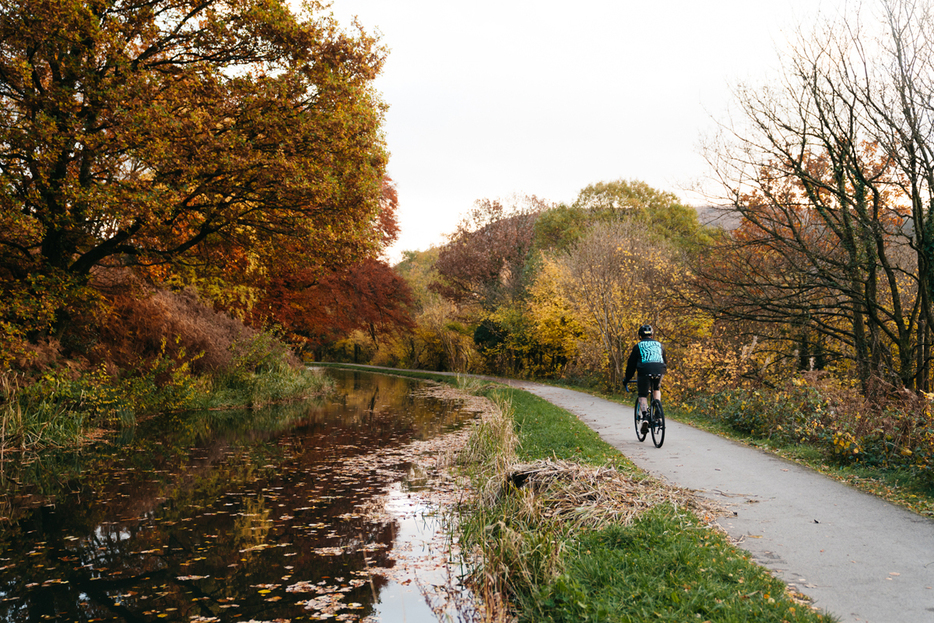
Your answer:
[0,345,331,455]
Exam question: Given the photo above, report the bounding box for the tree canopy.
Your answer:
[533,179,716,253]
[0,0,388,280]
[0,0,391,359]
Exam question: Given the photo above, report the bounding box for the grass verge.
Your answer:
[1,359,331,453]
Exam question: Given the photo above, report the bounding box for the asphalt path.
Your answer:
[502,380,934,623]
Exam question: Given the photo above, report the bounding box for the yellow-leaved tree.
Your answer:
[526,257,585,373]
[554,219,708,390]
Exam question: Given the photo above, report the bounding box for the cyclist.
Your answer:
[623,324,668,435]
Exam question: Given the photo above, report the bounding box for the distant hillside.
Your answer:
[695,205,740,230]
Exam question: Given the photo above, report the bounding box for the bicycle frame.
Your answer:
[626,375,666,448]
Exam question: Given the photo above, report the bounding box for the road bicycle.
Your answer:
[625,375,665,448]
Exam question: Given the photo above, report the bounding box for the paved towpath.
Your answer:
[502,380,934,623]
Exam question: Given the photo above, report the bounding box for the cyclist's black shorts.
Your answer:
[637,363,666,398]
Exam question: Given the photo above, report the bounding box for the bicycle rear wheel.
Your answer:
[650,399,665,448]
[634,398,647,442]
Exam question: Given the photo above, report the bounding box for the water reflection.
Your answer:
[0,369,478,622]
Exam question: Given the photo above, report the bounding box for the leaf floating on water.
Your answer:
[176,575,210,581]
[312,547,345,556]
[286,580,317,593]
[299,592,346,614]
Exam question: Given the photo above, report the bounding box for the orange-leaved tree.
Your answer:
[0,0,389,362]
[246,176,413,355]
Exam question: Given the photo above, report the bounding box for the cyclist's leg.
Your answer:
[651,375,663,403]
[636,375,650,413]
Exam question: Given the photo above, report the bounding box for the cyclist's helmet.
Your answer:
[638,324,653,339]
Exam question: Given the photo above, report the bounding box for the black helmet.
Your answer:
[638,324,653,338]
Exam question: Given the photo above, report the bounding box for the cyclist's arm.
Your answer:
[624,345,639,383]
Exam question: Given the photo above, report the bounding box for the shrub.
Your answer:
[95,280,257,374]
[682,372,934,484]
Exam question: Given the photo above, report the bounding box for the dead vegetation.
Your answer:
[502,458,725,532]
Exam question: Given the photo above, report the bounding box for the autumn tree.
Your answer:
[432,196,548,308]
[554,220,689,389]
[379,248,476,372]
[534,180,716,254]
[526,257,585,372]
[429,196,550,373]
[0,0,389,358]
[255,257,414,359]
[698,0,934,392]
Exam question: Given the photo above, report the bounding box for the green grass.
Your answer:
[540,506,818,623]
[195,361,331,410]
[502,385,634,468]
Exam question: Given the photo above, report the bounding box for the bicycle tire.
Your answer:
[634,397,647,442]
[650,399,665,448]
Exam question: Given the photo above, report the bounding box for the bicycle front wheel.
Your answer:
[634,398,647,442]
[650,399,665,448]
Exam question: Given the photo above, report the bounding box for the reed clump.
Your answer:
[501,458,720,532]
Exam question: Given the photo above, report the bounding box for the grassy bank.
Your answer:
[429,375,836,622]
[0,354,331,453]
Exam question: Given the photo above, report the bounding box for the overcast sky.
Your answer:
[328,0,850,262]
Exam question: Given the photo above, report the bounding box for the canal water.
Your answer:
[0,368,482,622]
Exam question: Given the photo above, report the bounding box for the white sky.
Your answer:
[328,0,851,262]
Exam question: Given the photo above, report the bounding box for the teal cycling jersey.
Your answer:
[624,338,668,383]
[638,340,664,365]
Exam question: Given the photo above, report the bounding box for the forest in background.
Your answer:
[327,0,934,488]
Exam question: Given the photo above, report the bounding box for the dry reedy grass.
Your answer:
[97,284,258,373]
[499,459,726,532]
[457,393,519,506]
